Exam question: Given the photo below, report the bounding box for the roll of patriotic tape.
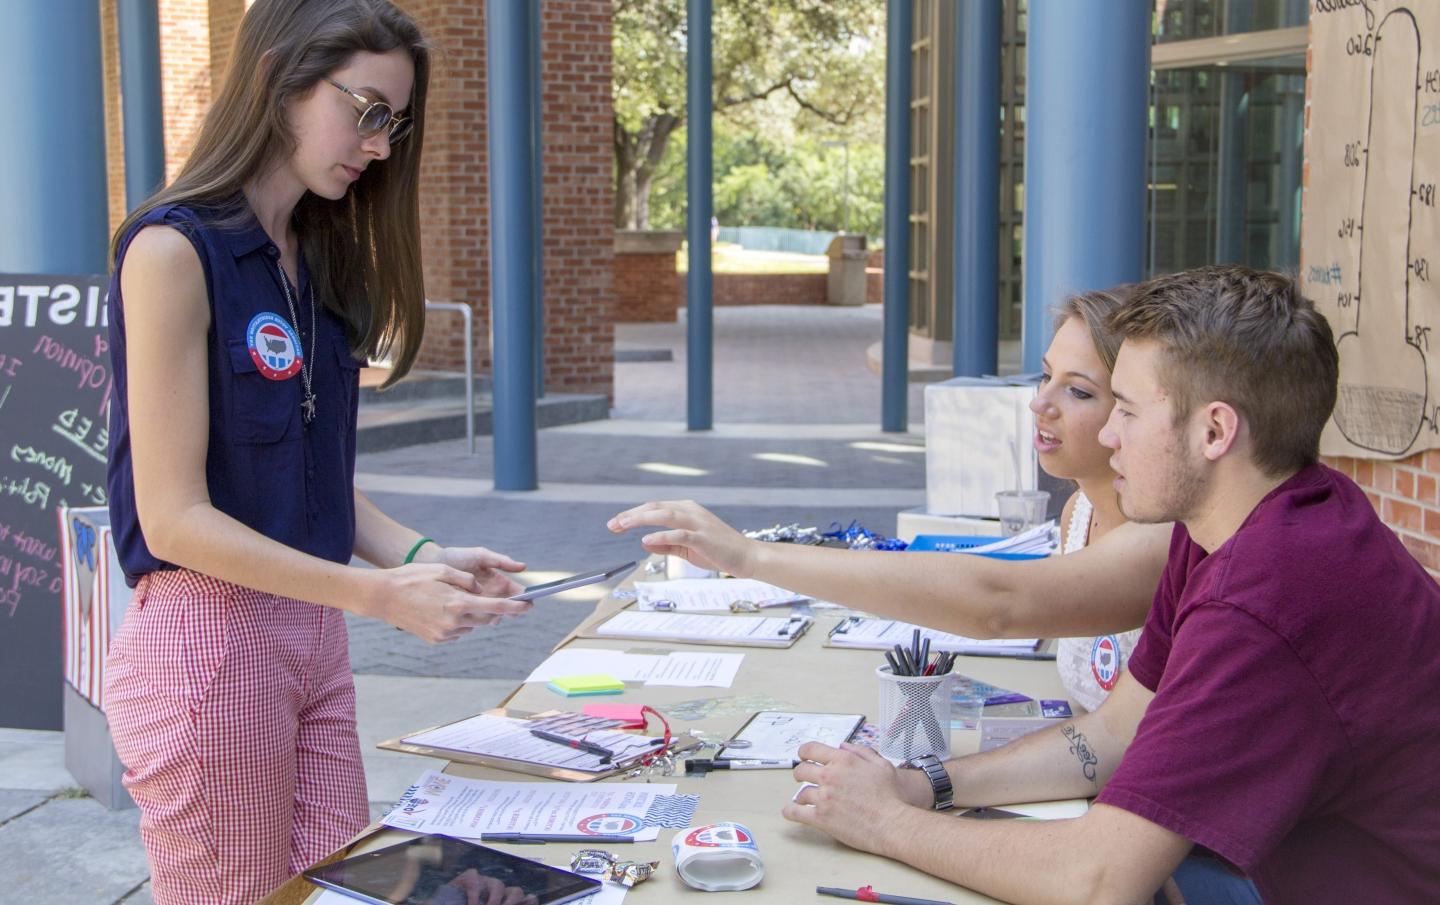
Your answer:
[670,822,763,892]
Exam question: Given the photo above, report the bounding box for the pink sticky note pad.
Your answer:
[582,703,647,729]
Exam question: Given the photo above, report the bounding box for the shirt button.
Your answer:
[266,245,280,258]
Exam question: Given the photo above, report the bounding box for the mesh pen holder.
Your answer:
[876,665,956,762]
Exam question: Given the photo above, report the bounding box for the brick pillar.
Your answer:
[615,231,682,322]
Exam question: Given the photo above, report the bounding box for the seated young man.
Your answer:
[779,266,1440,904]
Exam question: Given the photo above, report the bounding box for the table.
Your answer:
[263,575,1074,905]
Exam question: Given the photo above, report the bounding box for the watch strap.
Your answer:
[904,754,954,811]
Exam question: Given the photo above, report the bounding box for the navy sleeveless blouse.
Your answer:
[106,202,363,586]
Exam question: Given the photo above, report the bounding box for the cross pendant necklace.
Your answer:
[275,260,318,423]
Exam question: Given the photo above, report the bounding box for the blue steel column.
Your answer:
[952,0,1000,377]
[686,0,714,431]
[529,0,546,399]
[1021,0,1149,371]
[881,0,912,431]
[0,2,108,273]
[486,0,538,490]
[118,0,166,210]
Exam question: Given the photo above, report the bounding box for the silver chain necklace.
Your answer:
[275,260,317,423]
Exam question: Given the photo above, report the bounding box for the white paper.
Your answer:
[596,610,807,644]
[828,617,1039,653]
[641,651,744,687]
[522,648,662,683]
[402,714,665,773]
[523,649,744,687]
[960,521,1058,555]
[634,577,806,611]
[383,770,674,842]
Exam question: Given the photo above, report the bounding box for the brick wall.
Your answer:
[1325,453,1440,577]
[159,0,214,186]
[615,231,682,322]
[102,0,615,400]
[101,0,125,238]
[673,273,828,306]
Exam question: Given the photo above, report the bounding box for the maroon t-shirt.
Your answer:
[1096,464,1440,904]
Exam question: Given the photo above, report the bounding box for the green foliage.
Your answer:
[648,120,884,238]
[614,0,885,231]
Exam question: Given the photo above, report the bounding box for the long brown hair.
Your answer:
[110,0,430,386]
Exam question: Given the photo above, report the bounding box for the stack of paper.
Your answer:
[384,769,675,839]
[524,648,745,688]
[961,522,1058,555]
[634,577,807,611]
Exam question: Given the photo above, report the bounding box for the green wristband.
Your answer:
[403,537,435,565]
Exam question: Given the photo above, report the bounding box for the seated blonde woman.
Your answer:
[609,287,1171,710]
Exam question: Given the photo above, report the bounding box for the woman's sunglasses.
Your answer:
[324,77,413,145]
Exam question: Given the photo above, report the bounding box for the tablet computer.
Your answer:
[512,561,637,601]
[304,833,602,905]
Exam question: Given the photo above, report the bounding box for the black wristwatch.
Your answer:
[902,754,954,811]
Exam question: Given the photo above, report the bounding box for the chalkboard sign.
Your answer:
[0,273,111,730]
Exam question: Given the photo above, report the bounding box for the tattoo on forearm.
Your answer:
[1061,724,1099,782]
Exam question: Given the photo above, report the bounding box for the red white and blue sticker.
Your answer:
[246,312,303,381]
[578,813,641,835]
[1090,634,1122,691]
[682,822,755,848]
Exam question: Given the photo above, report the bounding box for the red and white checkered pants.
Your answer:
[104,569,369,905]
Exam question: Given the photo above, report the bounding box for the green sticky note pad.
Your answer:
[546,674,625,696]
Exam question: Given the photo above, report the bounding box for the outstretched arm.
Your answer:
[609,500,1170,637]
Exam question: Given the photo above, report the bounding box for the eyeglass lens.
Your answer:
[359,104,411,143]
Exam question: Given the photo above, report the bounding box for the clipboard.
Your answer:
[716,711,866,761]
[582,610,813,649]
[378,707,702,782]
[824,616,1041,655]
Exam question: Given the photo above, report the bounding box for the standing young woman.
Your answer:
[609,288,1170,711]
[103,3,529,902]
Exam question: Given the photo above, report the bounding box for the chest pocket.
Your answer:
[226,339,303,444]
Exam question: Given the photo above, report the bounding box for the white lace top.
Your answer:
[1054,492,1142,712]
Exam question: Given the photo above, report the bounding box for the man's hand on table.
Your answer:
[784,741,936,856]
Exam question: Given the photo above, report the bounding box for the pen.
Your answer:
[529,728,616,761]
[480,833,635,844]
[817,885,955,905]
[685,758,799,774]
[958,650,1057,661]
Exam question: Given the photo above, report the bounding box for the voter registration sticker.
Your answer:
[246,312,303,381]
[1091,634,1121,691]
[683,823,754,848]
[578,813,641,835]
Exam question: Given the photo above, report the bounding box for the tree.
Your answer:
[613,0,883,229]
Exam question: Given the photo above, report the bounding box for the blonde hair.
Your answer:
[1052,285,1134,374]
[110,0,430,386]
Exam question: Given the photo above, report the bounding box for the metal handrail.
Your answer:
[424,300,475,454]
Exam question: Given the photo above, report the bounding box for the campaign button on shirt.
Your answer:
[1091,634,1122,691]
[246,312,303,380]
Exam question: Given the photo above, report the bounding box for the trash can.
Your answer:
[825,234,868,306]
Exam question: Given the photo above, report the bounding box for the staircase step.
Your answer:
[356,392,610,453]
